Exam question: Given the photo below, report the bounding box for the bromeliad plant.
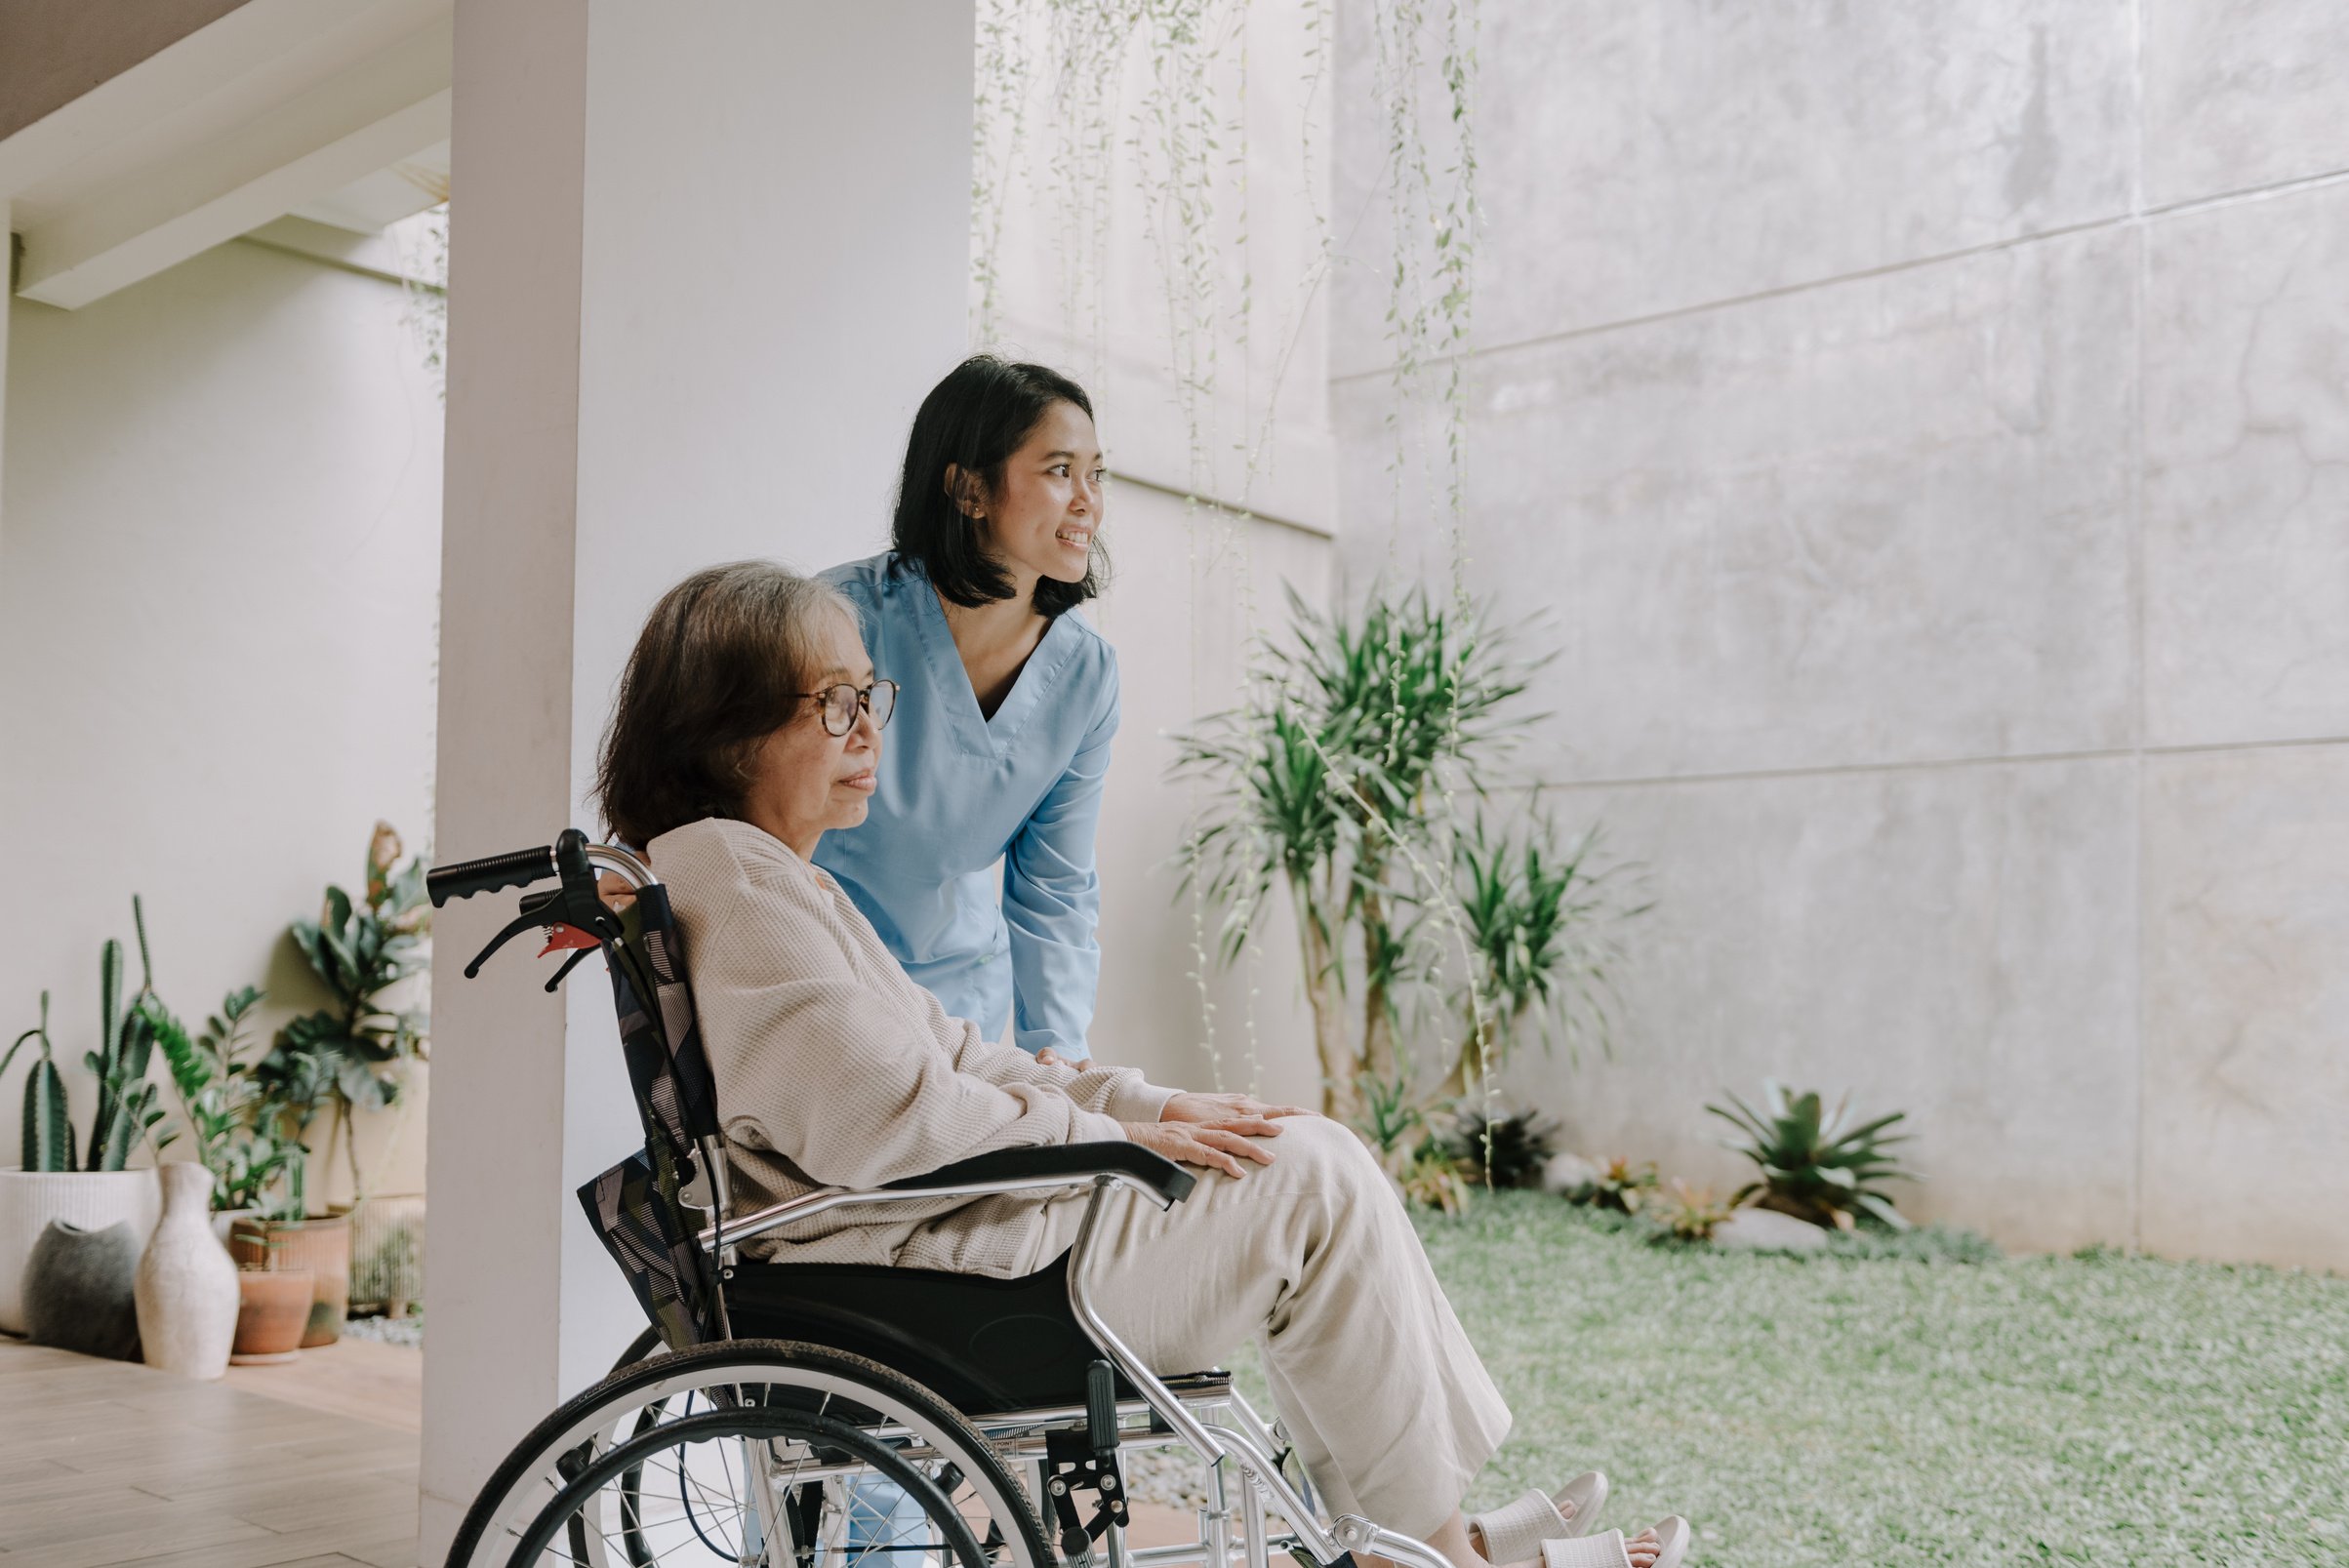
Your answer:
[1708,1080,1916,1231]
[1176,583,1641,1126]
[256,824,431,1212]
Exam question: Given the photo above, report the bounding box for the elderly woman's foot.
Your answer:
[1467,1474,1605,1560]
[1513,1518,1685,1568]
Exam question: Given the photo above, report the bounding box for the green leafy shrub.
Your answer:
[1708,1079,1915,1230]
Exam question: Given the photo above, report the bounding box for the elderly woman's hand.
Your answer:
[1158,1092,1314,1141]
[1121,1118,1279,1181]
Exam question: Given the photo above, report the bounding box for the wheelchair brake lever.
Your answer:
[543,945,600,993]
[464,908,548,979]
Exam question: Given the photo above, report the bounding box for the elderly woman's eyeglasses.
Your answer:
[801,679,899,737]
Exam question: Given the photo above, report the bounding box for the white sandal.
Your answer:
[1536,1516,1688,1568]
[1469,1472,1608,1561]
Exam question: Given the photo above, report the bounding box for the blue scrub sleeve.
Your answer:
[1002,676,1118,1059]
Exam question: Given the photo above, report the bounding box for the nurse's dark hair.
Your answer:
[594,560,859,848]
[893,354,1106,617]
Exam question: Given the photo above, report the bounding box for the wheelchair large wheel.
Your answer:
[445,1339,1049,1568]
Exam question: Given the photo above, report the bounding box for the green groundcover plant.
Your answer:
[1210,1193,2345,1565]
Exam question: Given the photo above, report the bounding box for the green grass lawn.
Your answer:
[1377,1193,2347,1565]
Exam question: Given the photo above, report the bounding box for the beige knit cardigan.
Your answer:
[649,817,1179,1276]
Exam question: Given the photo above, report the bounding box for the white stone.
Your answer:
[1714,1209,1830,1253]
[1539,1152,1601,1196]
[135,1163,238,1380]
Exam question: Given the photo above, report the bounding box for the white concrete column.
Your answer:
[421,2,973,1554]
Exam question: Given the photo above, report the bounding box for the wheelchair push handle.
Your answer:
[426,843,559,906]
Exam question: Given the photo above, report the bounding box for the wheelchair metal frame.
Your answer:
[550,845,1453,1568]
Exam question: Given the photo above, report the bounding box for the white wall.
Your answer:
[980,0,1339,1098]
[1330,0,2349,1268]
[0,235,443,1196]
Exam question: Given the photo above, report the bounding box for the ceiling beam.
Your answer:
[5,3,449,309]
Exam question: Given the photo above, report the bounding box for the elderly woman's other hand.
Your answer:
[1159,1092,1314,1141]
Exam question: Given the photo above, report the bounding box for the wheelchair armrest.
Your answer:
[883,1141,1196,1206]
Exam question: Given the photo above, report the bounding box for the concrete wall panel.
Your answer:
[2144,181,2349,748]
[1332,1,2136,375]
[1338,226,2140,784]
[2143,0,2349,208]
[1503,757,2141,1254]
[2140,744,2349,1269]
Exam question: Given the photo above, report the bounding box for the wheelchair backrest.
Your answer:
[578,882,730,1348]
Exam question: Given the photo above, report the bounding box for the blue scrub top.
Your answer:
[815,552,1119,1059]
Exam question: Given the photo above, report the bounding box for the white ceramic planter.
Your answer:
[0,1167,161,1335]
[137,1164,238,1379]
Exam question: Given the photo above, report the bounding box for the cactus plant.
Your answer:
[82,897,171,1171]
[2,992,72,1172]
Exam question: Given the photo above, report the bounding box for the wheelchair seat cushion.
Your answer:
[725,1250,1226,1416]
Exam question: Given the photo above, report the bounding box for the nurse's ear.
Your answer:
[943,463,989,521]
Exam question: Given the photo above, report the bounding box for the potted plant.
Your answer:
[231,824,431,1346]
[153,985,277,1240]
[0,900,175,1335]
[228,1229,311,1365]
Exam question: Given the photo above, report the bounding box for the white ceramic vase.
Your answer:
[134,1164,238,1379]
[0,1166,161,1335]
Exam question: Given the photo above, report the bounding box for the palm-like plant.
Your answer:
[1174,582,1578,1121]
[1434,810,1645,1102]
[1708,1080,1915,1230]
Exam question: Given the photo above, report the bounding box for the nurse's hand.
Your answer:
[1158,1092,1314,1141]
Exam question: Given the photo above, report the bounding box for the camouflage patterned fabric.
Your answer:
[575,886,726,1349]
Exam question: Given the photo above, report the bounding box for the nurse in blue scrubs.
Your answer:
[818,355,1117,1061]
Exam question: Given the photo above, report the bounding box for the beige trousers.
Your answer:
[1083,1117,1513,1540]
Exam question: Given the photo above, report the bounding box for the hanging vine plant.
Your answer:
[968,1,1633,1148]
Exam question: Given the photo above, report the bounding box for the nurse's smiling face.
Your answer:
[965,399,1104,588]
[743,608,883,861]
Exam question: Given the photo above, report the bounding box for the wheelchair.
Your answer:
[430,830,1455,1568]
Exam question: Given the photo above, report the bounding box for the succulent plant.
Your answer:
[1651,1181,1735,1244]
[2,992,70,1172]
[1708,1079,1914,1230]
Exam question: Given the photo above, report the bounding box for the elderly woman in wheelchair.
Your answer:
[430,561,1690,1568]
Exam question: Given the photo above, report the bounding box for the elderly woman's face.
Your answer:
[742,610,881,858]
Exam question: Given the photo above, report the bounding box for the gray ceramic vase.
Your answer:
[24,1218,144,1360]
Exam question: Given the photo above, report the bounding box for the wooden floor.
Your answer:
[0,1336,1195,1568]
[0,1339,419,1568]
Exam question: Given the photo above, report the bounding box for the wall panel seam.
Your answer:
[1333,169,2349,383]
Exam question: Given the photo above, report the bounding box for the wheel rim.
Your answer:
[506,1405,989,1568]
[456,1350,1043,1568]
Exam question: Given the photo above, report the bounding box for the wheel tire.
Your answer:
[513,1403,984,1568]
[443,1338,1049,1568]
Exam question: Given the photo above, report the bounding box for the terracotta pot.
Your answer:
[229,1211,351,1347]
[231,1266,314,1363]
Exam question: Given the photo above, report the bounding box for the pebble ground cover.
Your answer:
[1395,1193,2347,1565]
